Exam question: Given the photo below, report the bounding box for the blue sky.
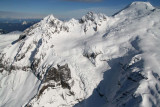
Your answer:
[0,0,159,19]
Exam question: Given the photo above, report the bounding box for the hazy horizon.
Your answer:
[0,0,159,19]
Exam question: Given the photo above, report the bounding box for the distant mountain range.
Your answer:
[0,19,40,33]
[0,29,6,34]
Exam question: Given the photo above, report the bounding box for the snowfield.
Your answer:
[0,31,22,52]
[0,2,160,107]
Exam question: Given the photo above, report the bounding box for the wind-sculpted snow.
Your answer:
[0,1,160,107]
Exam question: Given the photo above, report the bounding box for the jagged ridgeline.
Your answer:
[0,2,160,107]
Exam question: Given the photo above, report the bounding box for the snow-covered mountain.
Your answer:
[0,2,160,107]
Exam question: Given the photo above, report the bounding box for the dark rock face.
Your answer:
[31,59,41,72]
[44,67,60,82]
[18,34,26,41]
[43,64,72,89]
[58,64,71,82]
[58,64,71,89]
[83,52,102,65]
[36,64,72,99]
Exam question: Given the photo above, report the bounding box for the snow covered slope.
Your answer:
[0,31,22,52]
[0,1,160,107]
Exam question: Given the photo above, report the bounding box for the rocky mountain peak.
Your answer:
[80,12,107,23]
[42,14,56,23]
